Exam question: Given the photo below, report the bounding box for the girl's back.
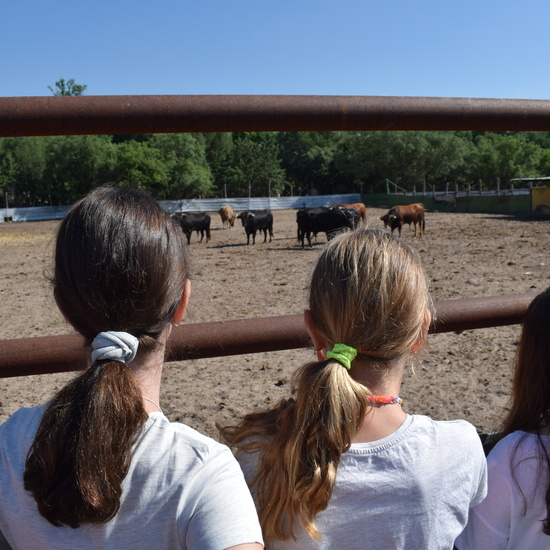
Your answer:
[238,416,485,550]
[1,404,259,550]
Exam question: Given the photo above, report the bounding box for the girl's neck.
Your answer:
[353,403,407,443]
[349,358,407,443]
[348,358,405,396]
[129,346,166,414]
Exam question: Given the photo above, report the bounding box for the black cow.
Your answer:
[296,206,359,248]
[171,212,211,244]
[236,210,274,245]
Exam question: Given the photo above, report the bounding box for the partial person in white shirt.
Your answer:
[221,227,487,550]
[456,286,550,550]
[0,185,263,550]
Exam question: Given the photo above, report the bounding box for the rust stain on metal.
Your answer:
[0,294,537,379]
[3,95,550,137]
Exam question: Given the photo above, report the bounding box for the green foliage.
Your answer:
[48,78,87,96]
[114,141,168,195]
[151,134,213,198]
[44,136,115,204]
[279,132,342,195]
[2,129,550,207]
[473,133,541,188]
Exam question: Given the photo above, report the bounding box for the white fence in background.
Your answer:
[1,194,361,223]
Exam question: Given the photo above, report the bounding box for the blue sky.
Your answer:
[2,0,550,99]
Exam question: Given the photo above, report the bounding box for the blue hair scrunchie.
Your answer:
[91,331,139,365]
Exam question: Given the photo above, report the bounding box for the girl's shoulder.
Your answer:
[0,405,46,440]
[408,414,481,443]
[139,412,232,462]
[488,430,543,463]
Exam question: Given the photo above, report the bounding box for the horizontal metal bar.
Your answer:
[0,293,536,379]
[3,95,550,137]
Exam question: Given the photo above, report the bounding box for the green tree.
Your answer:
[151,134,213,198]
[0,137,48,205]
[204,133,235,197]
[113,140,169,196]
[48,78,87,96]
[43,135,115,204]
[0,141,17,205]
[474,133,541,189]
[278,132,342,195]
[230,133,286,197]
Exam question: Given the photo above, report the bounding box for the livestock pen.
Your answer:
[1,95,549,436]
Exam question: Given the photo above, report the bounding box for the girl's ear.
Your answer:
[304,309,327,361]
[172,279,191,326]
[411,308,432,353]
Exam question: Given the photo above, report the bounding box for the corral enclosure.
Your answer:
[1,207,549,437]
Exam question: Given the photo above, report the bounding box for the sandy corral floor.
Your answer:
[1,207,549,438]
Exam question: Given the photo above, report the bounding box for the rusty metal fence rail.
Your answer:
[4,95,550,137]
[0,293,536,379]
[0,94,544,378]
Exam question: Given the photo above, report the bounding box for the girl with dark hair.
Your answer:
[221,227,487,550]
[0,186,263,550]
[457,286,550,549]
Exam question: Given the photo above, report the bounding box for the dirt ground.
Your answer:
[1,207,549,438]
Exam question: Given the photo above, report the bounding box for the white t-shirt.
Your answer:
[456,430,550,550]
[0,405,263,550]
[238,414,487,550]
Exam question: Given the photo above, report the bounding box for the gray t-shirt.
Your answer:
[238,414,487,550]
[0,405,263,550]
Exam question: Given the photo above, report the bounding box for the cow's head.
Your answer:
[236,211,248,226]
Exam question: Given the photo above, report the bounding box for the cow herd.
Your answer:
[170,202,426,247]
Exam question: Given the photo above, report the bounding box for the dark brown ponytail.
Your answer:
[24,361,147,527]
[23,185,189,527]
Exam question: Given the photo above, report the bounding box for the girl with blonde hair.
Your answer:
[0,185,262,550]
[222,227,486,550]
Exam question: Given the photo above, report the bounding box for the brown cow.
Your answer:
[218,205,235,228]
[332,202,367,224]
[381,203,425,237]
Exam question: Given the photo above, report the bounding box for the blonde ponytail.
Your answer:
[223,358,368,542]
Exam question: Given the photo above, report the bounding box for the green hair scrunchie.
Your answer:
[326,343,357,370]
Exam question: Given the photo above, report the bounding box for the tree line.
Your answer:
[2,130,550,207]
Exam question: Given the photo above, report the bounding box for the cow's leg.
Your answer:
[263,228,267,243]
[206,228,211,243]
[307,231,313,247]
